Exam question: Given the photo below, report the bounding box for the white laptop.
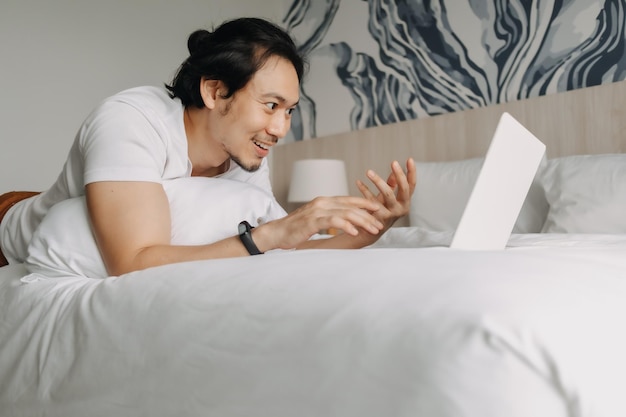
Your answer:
[449,112,546,250]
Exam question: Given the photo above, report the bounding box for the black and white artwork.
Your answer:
[282,0,626,141]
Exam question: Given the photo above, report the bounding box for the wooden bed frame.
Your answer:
[271,80,626,222]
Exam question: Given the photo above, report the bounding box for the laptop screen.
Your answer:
[450,112,546,250]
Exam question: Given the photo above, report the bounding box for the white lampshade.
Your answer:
[287,159,349,203]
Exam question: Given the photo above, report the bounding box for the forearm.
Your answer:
[106,236,251,276]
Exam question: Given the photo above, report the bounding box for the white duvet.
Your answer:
[1,230,625,417]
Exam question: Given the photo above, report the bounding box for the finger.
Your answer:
[326,207,384,235]
[398,158,417,202]
[309,195,381,213]
[390,159,418,204]
[305,196,384,232]
[390,160,411,203]
[356,179,376,200]
[359,175,388,206]
[386,171,398,189]
[367,168,397,205]
[406,157,417,191]
[345,204,385,230]
[339,195,383,213]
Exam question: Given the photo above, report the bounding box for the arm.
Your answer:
[294,158,417,250]
[247,158,416,252]
[86,181,253,276]
[86,180,387,276]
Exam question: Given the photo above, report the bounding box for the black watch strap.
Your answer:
[238,221,263,255]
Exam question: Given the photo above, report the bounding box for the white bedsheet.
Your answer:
[1,231,625,417]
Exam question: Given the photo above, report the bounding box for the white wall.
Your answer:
[0,0,286,193]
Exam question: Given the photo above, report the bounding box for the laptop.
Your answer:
[449,112,546,250]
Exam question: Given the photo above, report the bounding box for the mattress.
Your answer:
[1,230,625,417]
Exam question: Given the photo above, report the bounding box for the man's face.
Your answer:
[213,56,300,172]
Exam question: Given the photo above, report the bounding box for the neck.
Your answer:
[193,159,230,177]
[184,106,229,177]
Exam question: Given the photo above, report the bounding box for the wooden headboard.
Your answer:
[271,80,626,218]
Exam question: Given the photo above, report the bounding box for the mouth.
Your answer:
[253,139,271,151]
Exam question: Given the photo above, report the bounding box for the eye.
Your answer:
[266,102,278,110]
[286,107,295,116]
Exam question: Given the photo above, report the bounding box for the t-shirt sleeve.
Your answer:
[80,101,168,185]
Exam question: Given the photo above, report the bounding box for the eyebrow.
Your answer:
[262,93,299,107]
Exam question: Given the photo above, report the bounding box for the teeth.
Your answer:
[253,140,269,150]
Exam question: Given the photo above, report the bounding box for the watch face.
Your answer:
[238,222,246,235]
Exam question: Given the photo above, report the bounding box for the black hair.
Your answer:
[165,17,306,108]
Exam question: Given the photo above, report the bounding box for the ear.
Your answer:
[199,78,222,109]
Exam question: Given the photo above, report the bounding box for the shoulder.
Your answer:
[109,85,172,102]
[104,86,181,115]
[76,87,183,163]
[81,86,184,138]
[76,86,189,182]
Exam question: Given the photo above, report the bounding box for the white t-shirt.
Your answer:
[1,86,274,263]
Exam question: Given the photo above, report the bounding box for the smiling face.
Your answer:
[202,55,300,172]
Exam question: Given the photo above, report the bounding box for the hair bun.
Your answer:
[187,29,212,56]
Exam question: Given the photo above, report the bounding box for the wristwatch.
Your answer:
[238,221,263,255]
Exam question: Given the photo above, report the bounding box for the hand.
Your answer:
[255,195,386,250]
[355,158,417,233]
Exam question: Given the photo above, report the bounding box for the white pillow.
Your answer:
[25,197,107,279]
[409,157,548,233]
[541,154,626,233]
[24,177,287,279]
[163,177,286,245]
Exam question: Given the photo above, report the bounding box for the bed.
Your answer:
[1,82,626,417]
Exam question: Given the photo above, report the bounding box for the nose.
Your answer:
[267,111,291,139]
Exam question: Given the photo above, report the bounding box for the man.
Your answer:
[0,17,416,276]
